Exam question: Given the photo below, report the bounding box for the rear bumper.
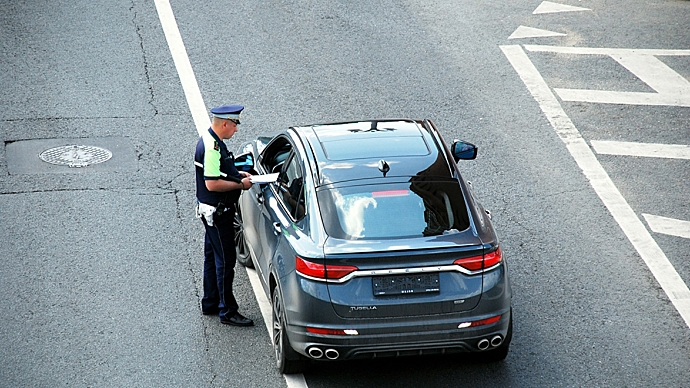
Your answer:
[287,308,511,360]
[280,260,512,361]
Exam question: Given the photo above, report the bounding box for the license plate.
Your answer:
[372,273,440,296]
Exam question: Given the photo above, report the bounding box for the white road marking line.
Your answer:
[154,0,210,136]
[525,46,690,56]
[153,0,308,386]
[533,1,591,14]
[591,140,690,160]
[644,214,690,239]
[555,89,690,107]
[246,268,273,340]
[246,268,310,388]
[509,26,566,40]
[501,44,690,328]
[524,45,690,107]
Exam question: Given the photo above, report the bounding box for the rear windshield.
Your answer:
[321,136,430,161]
[317,181,470,240]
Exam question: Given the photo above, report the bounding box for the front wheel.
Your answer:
[272,287,305,374]
[234,203,253,268]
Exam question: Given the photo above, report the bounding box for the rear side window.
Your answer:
[317,181,470,240]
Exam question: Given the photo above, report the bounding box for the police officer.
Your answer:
[195,104,254,326]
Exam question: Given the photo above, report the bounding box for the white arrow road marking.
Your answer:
[154,0,309,385]
[591,141,690,160]
[501,44,690,329]
[644,214,690,239]
[533,1,591,14]
[525,45,690,107]
[509,26,566,40]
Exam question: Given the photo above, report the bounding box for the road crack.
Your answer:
[129,0,158,116]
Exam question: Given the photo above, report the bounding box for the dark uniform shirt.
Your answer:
[195,128,242,207]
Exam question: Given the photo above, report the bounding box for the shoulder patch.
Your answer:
[214,141,219,151]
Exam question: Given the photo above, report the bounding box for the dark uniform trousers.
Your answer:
[201,209,238,319]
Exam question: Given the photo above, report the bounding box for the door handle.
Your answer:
[256,192,264,204]
[273,222,282,235]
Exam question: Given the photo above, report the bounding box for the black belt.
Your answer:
[214,205,235,217]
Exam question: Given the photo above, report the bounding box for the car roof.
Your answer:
[291,119,456,186]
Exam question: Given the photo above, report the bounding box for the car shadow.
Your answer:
[302,353,516,388]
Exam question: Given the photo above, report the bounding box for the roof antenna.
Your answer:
[378,159,390,177]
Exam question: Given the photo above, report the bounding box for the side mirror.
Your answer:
[451,140,478,162]
[234,152,254,172]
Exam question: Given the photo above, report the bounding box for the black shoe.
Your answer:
[220,312,254,327]
[202,308,219,316]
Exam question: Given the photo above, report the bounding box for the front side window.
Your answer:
[261,137,292,174]
[317,180,470,240]
[276,153,305,220]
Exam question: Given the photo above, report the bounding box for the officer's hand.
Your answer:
[239,171,252,178]
[241,177,252,190]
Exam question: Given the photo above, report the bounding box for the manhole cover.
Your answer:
[39,145,113,168]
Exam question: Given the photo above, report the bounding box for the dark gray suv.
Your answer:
[234,119,512,373]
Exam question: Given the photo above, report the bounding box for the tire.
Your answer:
[481,312,513,363]
[234,203,253,268]
[272,287,305,374]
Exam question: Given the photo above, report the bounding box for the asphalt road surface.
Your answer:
[1,0,688,387]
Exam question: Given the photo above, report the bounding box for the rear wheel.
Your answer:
[272,287,305,374]
[234,203,253,268]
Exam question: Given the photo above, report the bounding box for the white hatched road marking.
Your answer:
[533,1,591,14]
[593,140,690,238]
[591,140,690,160]
[153,0,308,386]
[525,45,690,107]
[501,44,690,328]
[509,26,566,40]
[644,214,690,239]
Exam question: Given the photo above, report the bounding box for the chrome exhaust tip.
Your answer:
[307,347,324,359]
[324,349,340,360]
[490,335,503,347]
[477,339,490,350]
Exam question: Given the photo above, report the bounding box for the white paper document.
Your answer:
[250,173,279,184]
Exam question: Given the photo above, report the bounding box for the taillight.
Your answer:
[307,327,359,336]
[457,314,502,329]
[295,257,325,278]
[295,257,358,281]
[484,247,502,268]
[454,247,502,272]
[454,254,484,271]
